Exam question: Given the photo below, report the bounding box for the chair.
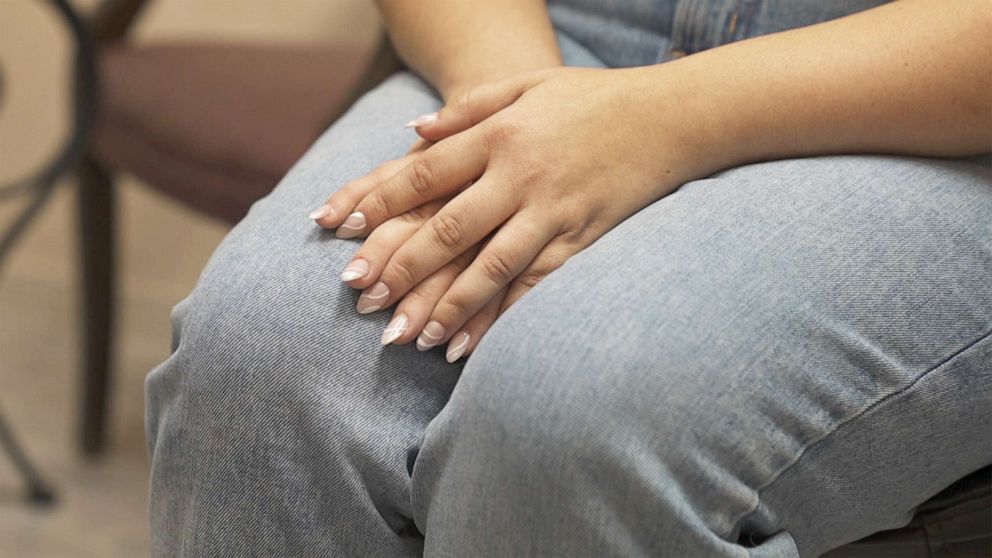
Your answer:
[77,0,399,455]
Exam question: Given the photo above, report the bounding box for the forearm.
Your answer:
[375,0,562,100]
[654,0,991,177]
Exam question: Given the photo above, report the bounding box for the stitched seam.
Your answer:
[727,326,992,541]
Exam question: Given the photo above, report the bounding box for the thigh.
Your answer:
[146,72,455,557]
[414,154,991,556]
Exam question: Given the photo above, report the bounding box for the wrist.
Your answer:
[635,62,751,184]
[439,57,563,103]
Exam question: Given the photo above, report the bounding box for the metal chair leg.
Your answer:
[0,402,56,505]
[77,154,114,456]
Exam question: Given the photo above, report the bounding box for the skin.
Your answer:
[311,0,564,358]
[315,0,992,362]
[373,0,562,102]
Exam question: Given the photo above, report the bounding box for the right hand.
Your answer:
[312,139,507,362]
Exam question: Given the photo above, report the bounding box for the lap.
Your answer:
[149,36,609,468]
[151,54,991,555]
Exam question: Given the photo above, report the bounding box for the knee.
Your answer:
[144,241,392,470]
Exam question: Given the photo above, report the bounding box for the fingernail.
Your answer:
[357,282,389,314]
[446,332,470,363]
[309,204,334,220]
[340,258,369,282]
[416,320,445,351]
[335,212,366,239]
[404,112,438,128]
[380,313,409,345]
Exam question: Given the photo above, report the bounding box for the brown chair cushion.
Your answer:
[91,43,373,223]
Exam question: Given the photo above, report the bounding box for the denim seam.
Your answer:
[726,325,992,542]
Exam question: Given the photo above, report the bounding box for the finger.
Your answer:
[341,198,449,290]
[449,287,506,362]
[406,72,545,143]
[345,129,490,238]
[360,177,516,313]
[405,137,432,155]
[500,239,574,314]
[423,210,558,343]
[310,154,416,229]
[379,247,479,346]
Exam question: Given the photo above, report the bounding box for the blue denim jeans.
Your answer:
[145,1,992,556]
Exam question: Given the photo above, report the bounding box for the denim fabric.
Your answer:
[546,0,890,66]
[146,2,992,556]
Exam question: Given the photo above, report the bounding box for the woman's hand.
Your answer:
[318,0,992,361]
[318,66,717,359]
[312,138,512,362]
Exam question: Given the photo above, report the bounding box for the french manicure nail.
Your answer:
[335,212,366,239]
[357,282,389,314]
[446,332,471,363]
[340,258,369,282]
[404,112,438,128]
[309,204,334,220]
[416,320,446,351]
[380,313,409,345]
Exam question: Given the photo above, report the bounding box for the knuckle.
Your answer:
[517,252,569,288]
[408,159,436,198]
[451,87,476,112]
[367,189,393,219]
[398,203,434,224]
[507,153,552,187]
[428,213,465,249]
[516,269,547,289]
[441,293,473,320]
[386,256,418,288]
[478,249,517,285]
[395,212,420,225]
[484,116,522,146]
[558,226,596,247]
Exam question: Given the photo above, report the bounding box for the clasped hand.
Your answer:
[311,66,698,362]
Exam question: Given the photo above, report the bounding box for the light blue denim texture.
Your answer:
[145,1,992,556]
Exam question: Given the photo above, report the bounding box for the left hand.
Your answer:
[324,66,713,358]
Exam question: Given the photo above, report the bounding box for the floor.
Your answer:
[0,1,377,556]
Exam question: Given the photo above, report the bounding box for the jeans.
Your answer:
[146,1,992,556]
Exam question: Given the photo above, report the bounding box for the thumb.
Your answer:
[406,72,543,142]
